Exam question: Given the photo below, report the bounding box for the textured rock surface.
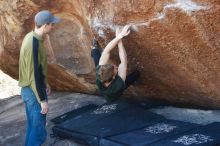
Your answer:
[0,0,220,108]
[0,70,20,99]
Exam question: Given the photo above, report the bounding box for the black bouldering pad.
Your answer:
[52,126,100,146]
[55,101,134,130]
[52,101,220,146]
[51,104,98,124]
[100,120,200,146]
[52,101,165,146]
[148,122,220,146]
[77,106,164,137]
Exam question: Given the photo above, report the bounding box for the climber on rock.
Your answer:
[91,24,140,102]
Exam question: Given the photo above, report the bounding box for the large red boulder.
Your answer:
[0,0,220,108]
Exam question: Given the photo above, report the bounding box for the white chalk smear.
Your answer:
[92,17,119,38]
[92,17,107,38]
[92,0,209,37]
[132,13,166,29]
[130,0,208,30]
[164,0,208,15]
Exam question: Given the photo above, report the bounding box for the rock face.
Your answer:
[0,0,220,108]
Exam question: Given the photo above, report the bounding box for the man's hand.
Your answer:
[117,24,131,39]
[40,101,48,114]
[46,84,51,96]
[99,25,130,66]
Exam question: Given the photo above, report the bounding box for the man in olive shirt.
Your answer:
[19,10,60,146]
[91,25,140,101]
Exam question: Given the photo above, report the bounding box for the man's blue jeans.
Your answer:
[21,87,47,146]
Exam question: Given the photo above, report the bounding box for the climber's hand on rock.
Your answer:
[118,24,131,39]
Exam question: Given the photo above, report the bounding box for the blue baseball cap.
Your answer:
[35,10,60,26]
